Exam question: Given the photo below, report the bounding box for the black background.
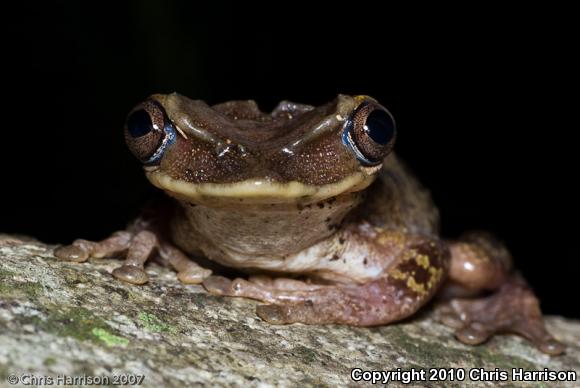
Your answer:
[2,3,577,318]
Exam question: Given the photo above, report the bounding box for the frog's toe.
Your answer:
[54,244,90,263]
[112,265,149,285]
[202,276,233,295]
[54,231,133,264]
[436,306,465,329]
[256,304,292,324]
[256,302,324,325]
[177,268,212,284]
[255,300,338,325]
[538,339,566,356]
[442,276,565,355]
[454,323,490,345]
[158,244,212,284]
[452,319,565,356]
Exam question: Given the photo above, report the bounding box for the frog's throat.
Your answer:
[145,169,379,204]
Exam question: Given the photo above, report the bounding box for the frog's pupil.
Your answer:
[127,110,153,138]
[364,109,394,145]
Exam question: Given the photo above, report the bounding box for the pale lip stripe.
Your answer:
[145,169,379,204]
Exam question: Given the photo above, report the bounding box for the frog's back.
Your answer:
[357,153,440,236]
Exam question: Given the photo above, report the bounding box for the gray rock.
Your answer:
[0,237,579,387]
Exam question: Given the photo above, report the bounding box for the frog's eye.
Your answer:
[124,99,176,165]
[342,102,396,166]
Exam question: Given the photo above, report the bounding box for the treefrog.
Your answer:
[55,94,564,355]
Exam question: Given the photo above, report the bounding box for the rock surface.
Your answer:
[0,237,579,387]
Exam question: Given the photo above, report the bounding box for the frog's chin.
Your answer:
[144,168,380,205]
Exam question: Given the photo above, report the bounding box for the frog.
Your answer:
[54,93,565,355]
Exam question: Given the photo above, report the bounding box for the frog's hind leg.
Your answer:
[440,231,565,355]
[248,275,326,291]
[203,238,447,326]
[203,275,330,305]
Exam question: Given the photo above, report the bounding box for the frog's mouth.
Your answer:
[145,168,380,204]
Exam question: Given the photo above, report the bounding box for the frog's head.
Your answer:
[124,93,396,205]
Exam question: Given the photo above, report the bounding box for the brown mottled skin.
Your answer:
[55,93,564,355]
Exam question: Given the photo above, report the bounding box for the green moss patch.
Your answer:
[138,311,177,334]
[91,328,129,346]
[35,306,128,346]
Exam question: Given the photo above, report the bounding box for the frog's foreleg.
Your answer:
[109,230,157,285]
[54,229,155,284]
[440,231,565,355]
[54,231,133,263]
[159,244,212,284]
[55,228,211,285]
[203,237,448,326]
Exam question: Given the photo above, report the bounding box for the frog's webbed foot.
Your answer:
[440,276,565,355]
[203,238,447,326]
[54,230,211,285]
[441,231,565,355]
[203,275,352,324]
